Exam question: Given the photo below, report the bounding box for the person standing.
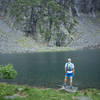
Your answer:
[64,58,75,89]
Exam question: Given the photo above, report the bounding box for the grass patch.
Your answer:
[14,35,77,53]
[14,36,35,48]
[0,83,100,100]
[97,17,100,23]
[0,83,73,100]
[36,47,76,53]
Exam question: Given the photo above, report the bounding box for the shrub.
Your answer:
[0,64,17,79]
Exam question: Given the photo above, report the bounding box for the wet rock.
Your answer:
[4,94,25,99]
[17,88,23,92]
[73,96,93,100]
[4,95,16,99]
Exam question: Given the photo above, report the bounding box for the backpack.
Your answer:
[66,63,73,71]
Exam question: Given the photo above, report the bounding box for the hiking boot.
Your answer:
[63,84,66,88]
[69,86,72,89]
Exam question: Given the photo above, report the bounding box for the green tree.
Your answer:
[10,0,77,46]
[38,0,77,46]
[11,0,42,39]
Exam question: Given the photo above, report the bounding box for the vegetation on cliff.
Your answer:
[0,0,77,47]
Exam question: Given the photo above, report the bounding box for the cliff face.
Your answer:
[55,0,100,16]
[71,0,100,16]
[0,0,100,17]
[0,0,100,50]
[69,0,100,48]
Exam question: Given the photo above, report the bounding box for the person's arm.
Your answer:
[72,64,75,76]
[65,64,67,73]
[73,68,75,76]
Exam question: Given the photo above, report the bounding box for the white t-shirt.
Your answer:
[65,62,74,73]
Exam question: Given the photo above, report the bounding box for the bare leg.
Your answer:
[70,77,72,87]
[64,76,67,85]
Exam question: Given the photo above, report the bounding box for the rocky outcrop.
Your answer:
[0,0,100,52]
[69,15,100,49]
[0,17,36,53]
[71,0,100,17]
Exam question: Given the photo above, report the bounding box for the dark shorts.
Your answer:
[65,72,73,78]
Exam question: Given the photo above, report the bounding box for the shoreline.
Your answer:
[0,82,100,100]
[0,46,100,54]
[0,47,77,54]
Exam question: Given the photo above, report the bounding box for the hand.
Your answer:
[65,71,67,73]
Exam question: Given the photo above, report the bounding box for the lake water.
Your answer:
[0,49,100,89]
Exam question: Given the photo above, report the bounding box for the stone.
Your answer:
[4,96,16,99]
[73,96,93,100]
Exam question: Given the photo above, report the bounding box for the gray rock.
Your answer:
[4,96,16,99]
[73,96,93,100]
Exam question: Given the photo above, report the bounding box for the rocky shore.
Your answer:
[0,83,100,100]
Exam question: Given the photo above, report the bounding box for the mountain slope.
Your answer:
[69,14,100,49]
[0,17,36,53]
[0,14,100,53]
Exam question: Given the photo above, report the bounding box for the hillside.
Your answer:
[69,14,100,49]
[0,14,100,53]
[0,0,100,53]
[0,16,36,53]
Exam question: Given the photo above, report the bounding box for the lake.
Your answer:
[0,49,100,89]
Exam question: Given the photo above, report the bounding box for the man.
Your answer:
[64,58,75,89]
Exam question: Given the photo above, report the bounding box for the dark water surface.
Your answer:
[0,49,100,89]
